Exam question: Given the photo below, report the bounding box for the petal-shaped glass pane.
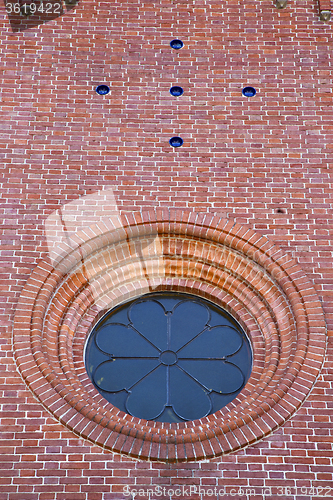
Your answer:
[85,338,109,377]
[208,307,239,328]
[178,360,244,394]
[178,326,242,359]
[169,301,210,352]
[170,366,211,421]
[126,365,167,420]
[103,305,130,325]
[129,300,168,351]
[96,324,159,357]
[100,389,129,411]
[94,359,159,392]
[155,406,183,423]
[209,391,241,414]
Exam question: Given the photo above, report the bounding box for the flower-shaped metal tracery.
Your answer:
[85,293,252,423]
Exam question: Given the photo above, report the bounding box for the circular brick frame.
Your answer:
[13,209,326,462]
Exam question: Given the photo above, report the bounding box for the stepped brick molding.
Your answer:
[13,209,326,463]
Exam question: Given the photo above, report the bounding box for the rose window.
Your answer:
[85,293,252,423]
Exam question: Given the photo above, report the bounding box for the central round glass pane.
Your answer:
[85,292,252,423]
[160,350,178,365]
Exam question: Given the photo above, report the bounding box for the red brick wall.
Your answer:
[1,0,333,498]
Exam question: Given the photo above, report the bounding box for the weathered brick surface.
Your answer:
[1,0,333,497]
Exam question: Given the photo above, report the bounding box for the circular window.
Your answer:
[169,136,183,147]
[170,86,184,97]
[96,84,110,95]
[242,86,256,97]
[85,293,252,423]
[170,39,184,50]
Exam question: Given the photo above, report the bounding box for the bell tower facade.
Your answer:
[1,0,332,498]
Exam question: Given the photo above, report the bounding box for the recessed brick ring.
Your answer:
[13,209,326,462]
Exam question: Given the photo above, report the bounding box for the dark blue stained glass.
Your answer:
[178,325,242,358]
[169,137,183,148]
[170,300,209,352]
[85,292,253,423]
[126,364,167,420]
[242,86,256,97]
[169,366,211,421]
[129,300,168,351]
[170,39,184,50]
[94,358,159,392]
[178,360,244,393]
[160,350,177,365]
[96,84,110,95]
[96,324,159,357]
[170,86,184,97]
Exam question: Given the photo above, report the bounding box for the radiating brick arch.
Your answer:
[13,209,326,462]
